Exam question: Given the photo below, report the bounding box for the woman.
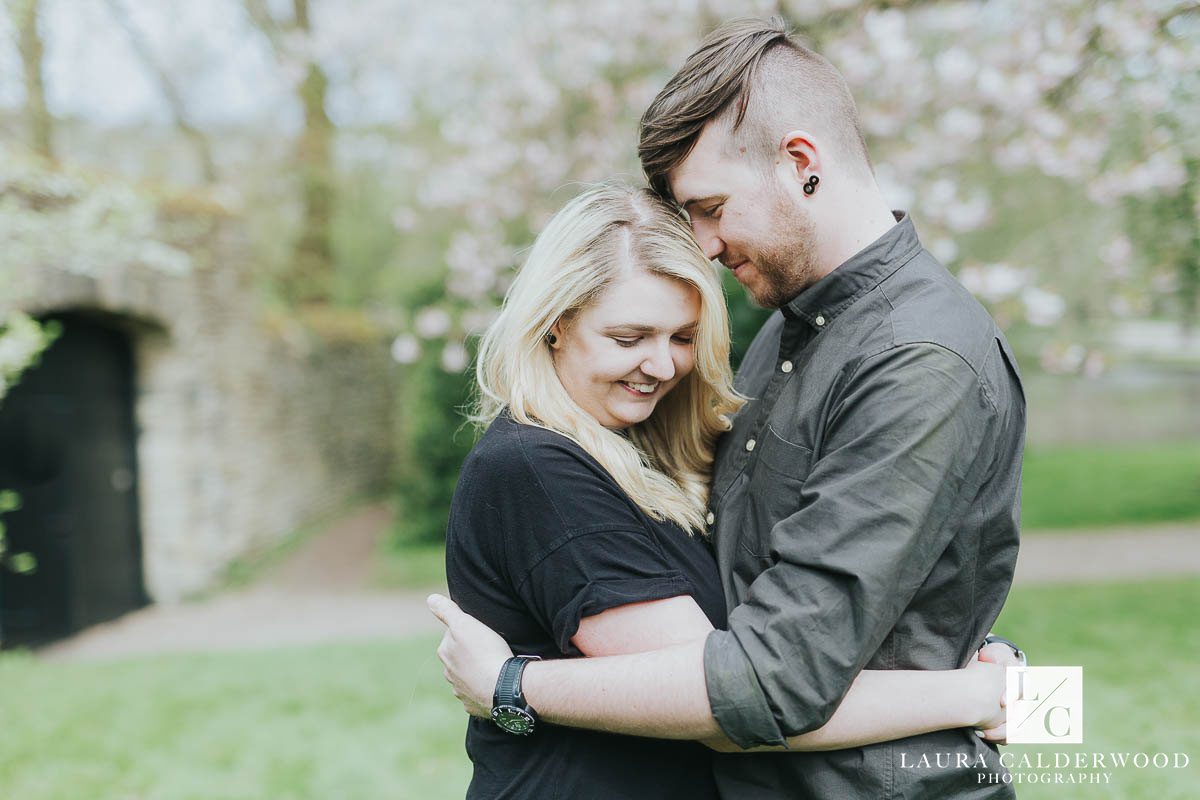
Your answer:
[443,183,1006,799]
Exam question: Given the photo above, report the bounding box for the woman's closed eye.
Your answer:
[613,335,694,347]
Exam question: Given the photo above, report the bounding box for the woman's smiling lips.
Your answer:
[619,380,659,397]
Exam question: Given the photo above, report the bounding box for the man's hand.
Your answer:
[427,593,514,718]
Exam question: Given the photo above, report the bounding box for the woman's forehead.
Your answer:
[584,271,701,328]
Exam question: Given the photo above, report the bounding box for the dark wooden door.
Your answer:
[0,313,147,647]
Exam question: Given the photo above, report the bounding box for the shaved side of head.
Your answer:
[639,17,873,202]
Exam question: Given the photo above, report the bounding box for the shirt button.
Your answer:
[706,511,715,526]
[781,360,793,373]
[815,314,826,327]
[745,438,757,452]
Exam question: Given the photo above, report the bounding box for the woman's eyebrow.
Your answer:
[601,322,698,334]
[601,324,658,333]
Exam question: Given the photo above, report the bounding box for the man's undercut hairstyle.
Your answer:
[639,16,873,201]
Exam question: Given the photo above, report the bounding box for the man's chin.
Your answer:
[732,270,765,306]
[743,280,784,310]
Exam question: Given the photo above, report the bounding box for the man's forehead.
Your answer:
[667,124,738,205]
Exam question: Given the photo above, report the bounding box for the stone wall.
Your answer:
[3,219,397,603]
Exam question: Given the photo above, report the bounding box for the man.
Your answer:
[431,17,1024,799]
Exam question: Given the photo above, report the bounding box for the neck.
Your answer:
[814,181,898,278]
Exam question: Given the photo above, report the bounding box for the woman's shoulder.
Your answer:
[470,414,599,475]
[462,415,627,514]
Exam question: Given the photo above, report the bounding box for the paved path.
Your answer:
[34,508,1198,663]
[1013,521,1200,585]
[37,504,445,663]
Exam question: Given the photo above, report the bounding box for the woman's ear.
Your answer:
[548,319,564,348]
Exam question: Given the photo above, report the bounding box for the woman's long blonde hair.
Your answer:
[472,182,743,534]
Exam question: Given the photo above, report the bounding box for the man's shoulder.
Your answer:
[876,250,1001,369]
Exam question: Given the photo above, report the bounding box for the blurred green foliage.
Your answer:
[391,340,476,546]
[374,541,447,590]
[0,489,20,567]
[723,270,774,370]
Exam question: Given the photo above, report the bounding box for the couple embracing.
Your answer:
[427,17,1025,800]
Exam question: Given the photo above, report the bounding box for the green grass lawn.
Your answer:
[1021,441,1200,531]
[0,636,472,800]
[2,579,1197,799]
[994,578,1200,799]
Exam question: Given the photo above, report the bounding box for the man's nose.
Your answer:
[692,220,724,260]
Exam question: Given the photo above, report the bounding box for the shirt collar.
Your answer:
[781,212,921,327]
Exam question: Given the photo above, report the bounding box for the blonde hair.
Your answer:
[472,183,743,534]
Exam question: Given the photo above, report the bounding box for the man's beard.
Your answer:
[745,189,821,309]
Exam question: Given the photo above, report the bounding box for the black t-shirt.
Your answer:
[446,414,727,800]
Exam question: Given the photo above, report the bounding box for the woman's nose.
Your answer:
[640,341,677,381]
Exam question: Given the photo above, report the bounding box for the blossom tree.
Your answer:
[2,0,1194,542]
[371,0,1197,374]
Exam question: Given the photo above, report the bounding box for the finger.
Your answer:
[426,593,463,625]
[981,642,1022,667]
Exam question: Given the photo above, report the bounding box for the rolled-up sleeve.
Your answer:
[705,343,999,748]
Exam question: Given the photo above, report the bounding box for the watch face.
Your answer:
[492,705,536,735]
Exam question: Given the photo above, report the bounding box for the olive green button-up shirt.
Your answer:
[704,214,1024,799]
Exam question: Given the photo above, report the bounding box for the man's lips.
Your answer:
[724,260,750,279]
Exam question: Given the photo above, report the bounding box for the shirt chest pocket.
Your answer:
[740,426,814,559]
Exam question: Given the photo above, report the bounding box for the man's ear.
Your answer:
[779,130,821,185]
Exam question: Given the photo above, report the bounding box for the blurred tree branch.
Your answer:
[242,0,285,55]
[100,0,218,183]
[1160,2,1200,32]
[11,0,54,160]
[781,0,967,43]
[240,0,335,306]
[1044,24,1103,109]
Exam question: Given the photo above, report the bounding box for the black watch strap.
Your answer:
[493,655,539,707]
[982,635,1027,665]
[492,655,541,735]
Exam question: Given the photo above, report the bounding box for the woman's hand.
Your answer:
[972,637,1026,743]
[427,593,514,718]
[964,658,1007,742]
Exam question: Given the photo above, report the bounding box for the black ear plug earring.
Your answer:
[803,175,820,196]
[545,333,557,345]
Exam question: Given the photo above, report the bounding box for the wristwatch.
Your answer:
[491,655,541,735]
[981,634,1028,666]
